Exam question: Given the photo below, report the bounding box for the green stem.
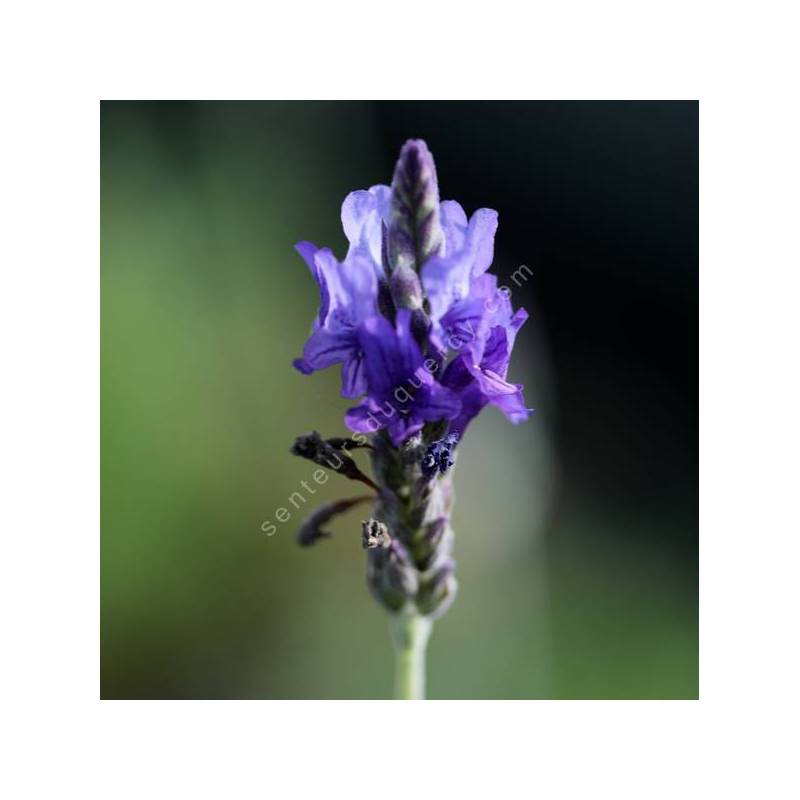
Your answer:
[390,610,433,700]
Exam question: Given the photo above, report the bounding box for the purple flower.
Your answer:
[340,184,391,277]
[345,310,461,445]
[421,201,501,353]
[442,310,531,435]
[292,244,378,398]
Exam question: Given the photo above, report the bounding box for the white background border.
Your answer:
[2,1,799,797]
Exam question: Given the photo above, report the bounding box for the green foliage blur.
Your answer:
[101,101,698,699]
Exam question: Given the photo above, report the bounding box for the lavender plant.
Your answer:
[290,140,530,699]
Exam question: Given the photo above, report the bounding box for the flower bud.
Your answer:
[416,559,458,618]
[414,518,453,570]
[388,139,444,276]
[366,532,419,612]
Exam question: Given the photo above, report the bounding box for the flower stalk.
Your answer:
[390,610,432,700]
[289,139,531,699]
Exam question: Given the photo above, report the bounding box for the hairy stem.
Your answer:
[390,610,433,700]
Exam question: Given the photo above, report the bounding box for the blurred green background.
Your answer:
[101,101,698,698]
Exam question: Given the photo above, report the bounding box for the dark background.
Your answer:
[375,100,698,546]
[102,101,698,698]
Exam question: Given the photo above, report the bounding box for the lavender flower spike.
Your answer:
[289,139,531,699]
